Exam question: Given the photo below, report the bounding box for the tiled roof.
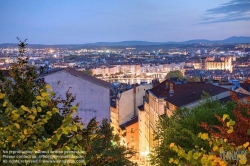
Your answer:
[219,92,249,103]
[240,83,250,92]
[150,80,229,107]
[119,116,138,130]
[150,80,210,98]
[63,67,111,89]
[39,68,64,77]
[166,84,228,107]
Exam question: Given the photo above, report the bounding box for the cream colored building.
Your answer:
[138,79,246,159]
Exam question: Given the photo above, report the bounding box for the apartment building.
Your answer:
[138,78,248,155]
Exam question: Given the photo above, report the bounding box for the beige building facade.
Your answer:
[138,79,246,161]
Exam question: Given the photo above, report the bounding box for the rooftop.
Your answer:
[240,83,250,92]
[41,67,111,89]
[138,105,144,111]
[149,80,231,107]
[119,116,138,130]
[63,67,111,89]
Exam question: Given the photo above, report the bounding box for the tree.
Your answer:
[201,92,250,146]
[185,76,200,82]
[157,93,250,165]
[169,113,250,165]
[3,38,39,108]
[0,84,86,164]
[1,39,68,142]
[0,39,87,165]
[81,118,136,166]
[82,70,93,76]
[165,70,183,79]
[149,95,235,166]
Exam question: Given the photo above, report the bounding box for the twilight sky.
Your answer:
[0,0,250,44]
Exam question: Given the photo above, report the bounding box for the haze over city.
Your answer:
[1,0,250,44]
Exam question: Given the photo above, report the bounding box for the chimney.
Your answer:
[152,78,160,87]
[169,82,174,96]
[165,81,169,89]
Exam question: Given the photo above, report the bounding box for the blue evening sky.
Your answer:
[0,0,250,44]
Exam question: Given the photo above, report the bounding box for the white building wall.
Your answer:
[43,71,110,123]
[118,84,152,125]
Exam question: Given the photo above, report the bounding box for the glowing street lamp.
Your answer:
[140,149,150,165]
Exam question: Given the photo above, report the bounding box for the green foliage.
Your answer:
[149,96,235,166]
[0,70,5,83]
[165,70,183,79]
[3,38,39,108]
[169,117,250,165]
[185,76,200,82]
[0,39,86,165]
[82,118,136,166]
[0,85,86,165]
[82,70,93,76]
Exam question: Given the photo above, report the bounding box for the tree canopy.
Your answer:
[165,70,184,79]
[149,94,235,166]
[82,70,93,76]
[168,93,250,165]
[185,76,200,82]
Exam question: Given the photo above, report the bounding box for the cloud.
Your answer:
[200,0,250,24]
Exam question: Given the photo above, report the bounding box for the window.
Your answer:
[131,128,135,133]
[131,136,135,142]
[166,102,170,109]
[131,146,134,150]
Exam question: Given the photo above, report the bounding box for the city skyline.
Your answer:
[1,0,250,44]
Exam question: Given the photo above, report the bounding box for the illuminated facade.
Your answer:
[196,56,233,72]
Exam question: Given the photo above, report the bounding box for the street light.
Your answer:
[140,149,150,166]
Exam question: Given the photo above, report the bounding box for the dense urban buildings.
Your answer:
[1,42,250,165]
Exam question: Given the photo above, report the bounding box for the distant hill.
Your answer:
[181,39,213,44]
[1,36,250,47]
[222,36,250,43]
[84,41,163,46]
[171,36,250,44]
[83,36,250,46]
